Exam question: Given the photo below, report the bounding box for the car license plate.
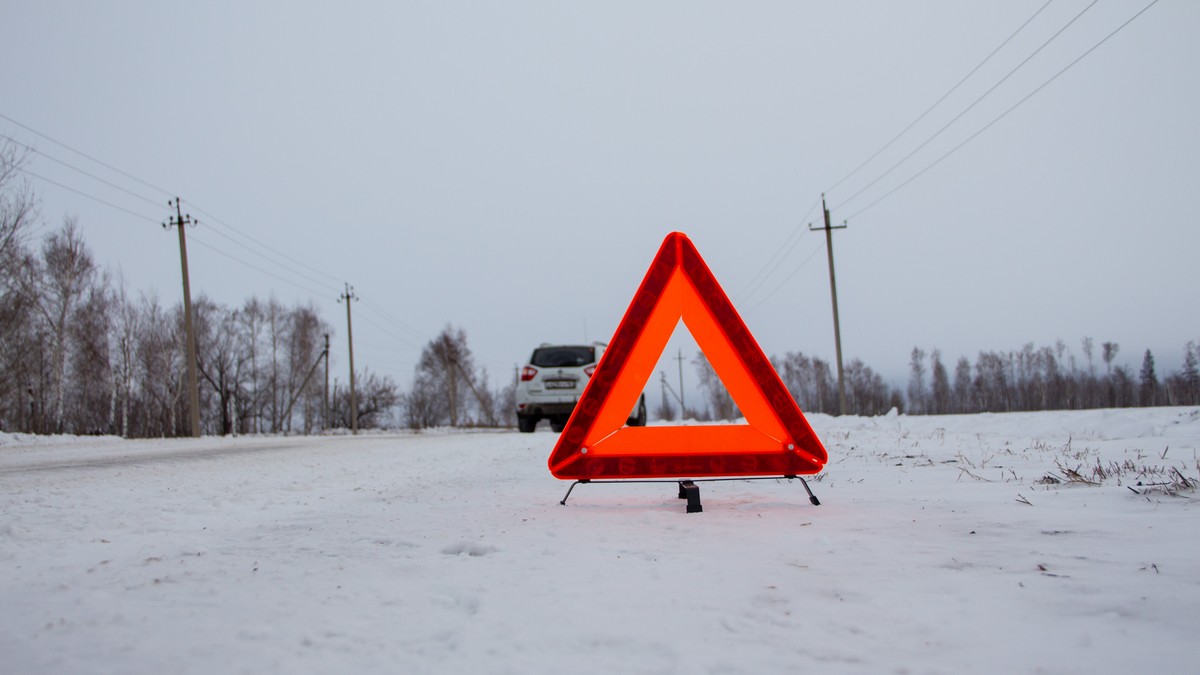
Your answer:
[545,379,576,390]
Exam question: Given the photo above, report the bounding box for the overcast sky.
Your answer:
[3,0,1197,404]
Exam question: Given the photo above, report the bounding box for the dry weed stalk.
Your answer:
[1125,466,1198,497]
[957,465,991,482]
[1053,460,1100,486]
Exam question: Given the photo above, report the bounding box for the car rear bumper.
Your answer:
[516,400,578,418]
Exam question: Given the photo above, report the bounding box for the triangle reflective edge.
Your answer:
[548,232,828,480]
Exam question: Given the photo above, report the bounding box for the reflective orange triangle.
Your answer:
[548,232,827,479]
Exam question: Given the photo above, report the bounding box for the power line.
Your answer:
[738,226,811,306]
[3,132,348,295]
[167,205,347,301]
[0,133,165,210]
[845,0,1161,221]
[825,0,1054,194]
[832,0,1100,213]
[19,163,343,299]
[14,158,343,301]
[0,111,174,198]
[2,111,349,302]
[355,340,414,352]
[192,222,342,295]
[16,166,160,225]
[735,195,821,303]
[358,296,428,342]
[184,201,346,288]
[744,240,826,315]
[187,233,334,298]
[354,360,417,373]
[353,311,424,351]
[10,132,413,359]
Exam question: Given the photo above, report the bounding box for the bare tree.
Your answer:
[1102,342,1119,377]
[67,274,113,433]
[239,298,266,433]
[331,369,398,429]
[403,370,442,429]
[1081,337,1095,377]
[929,349,950,415]
[0,142,38,431]
[283,302,327,433]
[400,325,506,429]
[1014,343,1037,411]
[952,357,973,413]
[109,276,141,437]
[1102,341,1119,407]
[468,368,505,428]
[692,351,735,420]
[777,352,836,414]
[136,294,184,436]
[1139,350,1158,407]
[1078,336,1099,407]
[265,298,287,431]
[974,351,1010,412]
[1182,342,1199,406]
[24,217,96,432]
[194,297,243,435]
[843,358,894,416]
[497,374,517,427]
[410,325,478,427]
[1111,365,1135,408]
[0,140,36,272]
[907,347,927,415]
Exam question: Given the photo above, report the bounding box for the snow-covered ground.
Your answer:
[2,408,1197,674]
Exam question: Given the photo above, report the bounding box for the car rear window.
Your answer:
[530,346,595,368]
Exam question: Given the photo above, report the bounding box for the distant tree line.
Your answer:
[676,336,1198,422]
[905,339,1199,415]
[664,350,902,421]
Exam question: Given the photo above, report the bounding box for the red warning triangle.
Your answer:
[548,232,827,480]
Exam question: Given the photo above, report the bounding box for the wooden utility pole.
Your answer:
[323,333,330,432]
[339,284,359,434]
[164,197,201,437]
[661,371,670,420]
[658,370,684,421]
[676,348,686,413]
[810,195,848,416]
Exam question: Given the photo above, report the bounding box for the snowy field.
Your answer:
[2,407,1198,674]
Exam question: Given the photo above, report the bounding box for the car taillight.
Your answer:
[520,366,538,381]
[584,365,596,377]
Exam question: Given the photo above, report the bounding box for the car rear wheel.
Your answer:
[627,394,647,427]
[518,416,537,433]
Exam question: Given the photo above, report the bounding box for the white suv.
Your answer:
[516,342,647,433]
